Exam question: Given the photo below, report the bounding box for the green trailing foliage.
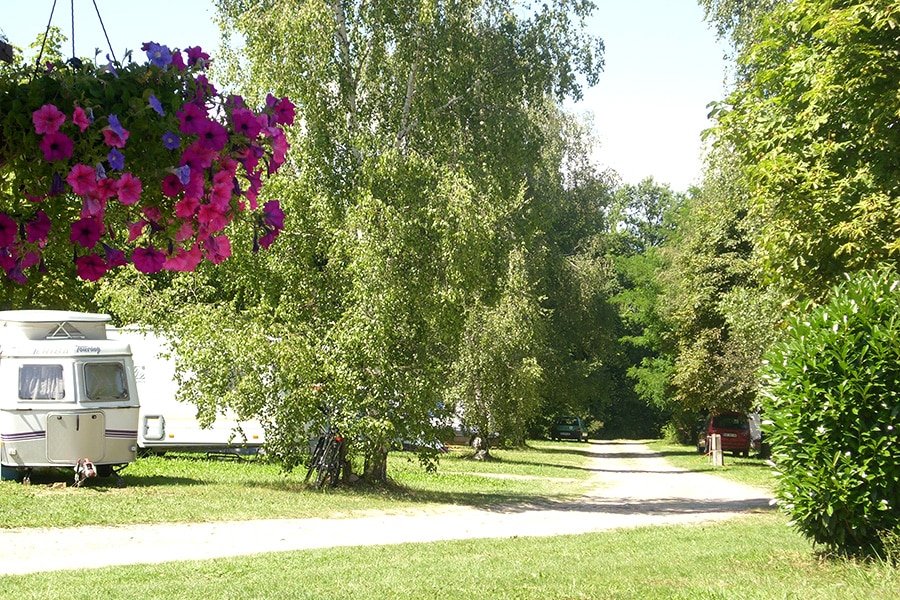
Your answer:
[762,268,900,556]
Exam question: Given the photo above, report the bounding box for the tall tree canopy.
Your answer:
[96,0,607,477]
[711,0,900,299]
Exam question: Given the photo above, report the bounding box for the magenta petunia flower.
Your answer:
[162,174,183,198]
[0,212,16,247]
[170,50,186,71]
[32,104,66,135]
[148,94,165,116]
[103,243,127,269]
[72,106,91,132]
[231,108,264,139]
[94,177,119,201]
[70,217,105,249]
[185,46,210,67]
[181,141,217,170]
[177,103,207,135]
[262,200,285,230]
[132,246,166,273]
[25,211,52,244]
[196,118,228,151]
[273,97,296,126]
[117,173,142,205]
[75,254,107,281]
[66,164,97,196]
[39,131,74,162]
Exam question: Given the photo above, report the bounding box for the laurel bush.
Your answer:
[762,268,900,556]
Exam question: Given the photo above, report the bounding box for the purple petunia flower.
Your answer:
[108,148,125,171]
[149,94,165,116]
[162,130,181,150]
[108,114,125,137]
[173,165,191,185]
[145,43,173,69]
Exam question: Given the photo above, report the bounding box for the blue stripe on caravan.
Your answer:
[105,430,138,439]
[1,431,47,442]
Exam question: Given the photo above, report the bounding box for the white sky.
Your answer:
[0,0,728,192]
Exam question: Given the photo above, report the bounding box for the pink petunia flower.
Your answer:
[102,127,130,148]
[40,131,74,162]
[72,106,91,132]
[70,217,105,249]
[132,246,166,273]
[32,104,66,134]
[94,177,119,200]
[181,141,218,170]
[75,254,107,281]
[127,220,147,243]
[175,195,200,218]
[198,202,230,233]
[117,173,142,205]
[163,243,202,272]
[202,235,232,264]
[66,164,98,196]
[80,197,107,219]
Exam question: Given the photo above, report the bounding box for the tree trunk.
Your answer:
[363,446,388,482]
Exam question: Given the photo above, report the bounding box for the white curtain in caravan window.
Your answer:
[84,363,128,400]
[18,364,66,400]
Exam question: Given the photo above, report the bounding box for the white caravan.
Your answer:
[106,328,265,454]
[0,310,139,485]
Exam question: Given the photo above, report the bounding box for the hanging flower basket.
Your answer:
[0,43,292,283]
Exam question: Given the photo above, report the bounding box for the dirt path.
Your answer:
[0,440,773,575]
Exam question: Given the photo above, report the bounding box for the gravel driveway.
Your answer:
[0,440,773,575]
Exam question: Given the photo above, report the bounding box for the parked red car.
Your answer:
[697,412,751,457]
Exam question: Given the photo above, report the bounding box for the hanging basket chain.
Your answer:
[34,0,119,68]
[35,0,59,68]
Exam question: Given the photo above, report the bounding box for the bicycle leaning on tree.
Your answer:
[305,407,344,489]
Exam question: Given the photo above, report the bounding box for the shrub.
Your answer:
[762,268,900,556]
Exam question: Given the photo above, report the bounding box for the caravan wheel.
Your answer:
[1,465,22,482]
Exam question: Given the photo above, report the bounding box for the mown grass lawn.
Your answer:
[0,440,595,529]
[2,439,897,599]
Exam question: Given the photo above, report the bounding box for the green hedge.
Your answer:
[762,268,900,555]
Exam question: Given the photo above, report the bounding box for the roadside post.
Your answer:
[708,433,723,466]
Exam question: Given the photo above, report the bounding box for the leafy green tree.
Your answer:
[104,0,604,481]
[711,0,900,300]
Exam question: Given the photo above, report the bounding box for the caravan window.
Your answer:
[84,362,129,401]
[18,364,66,401]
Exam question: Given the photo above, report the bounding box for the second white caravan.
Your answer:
[106,328,265,454]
